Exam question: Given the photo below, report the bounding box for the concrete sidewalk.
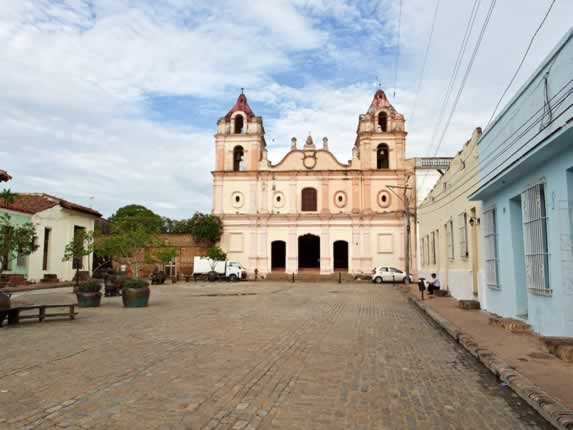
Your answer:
[405,285,573,430]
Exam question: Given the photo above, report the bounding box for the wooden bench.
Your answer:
[0,304,78,327]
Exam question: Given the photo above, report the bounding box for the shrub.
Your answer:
[78,280,102,293]
[124,278,149,289]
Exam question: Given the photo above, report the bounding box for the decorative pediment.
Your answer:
[269,149,351,171]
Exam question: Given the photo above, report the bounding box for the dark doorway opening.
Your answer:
[298,234,320,271]
[333,240,349,271]
[271,241,286,272]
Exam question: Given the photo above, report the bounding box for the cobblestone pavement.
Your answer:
[0,283,553,430]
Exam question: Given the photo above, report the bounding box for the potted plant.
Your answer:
[76,280,102,307]
[122,278,150,308]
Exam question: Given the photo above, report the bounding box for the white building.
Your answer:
[418,129,484,305]
[0,193,101,282]
[212,90,416,276]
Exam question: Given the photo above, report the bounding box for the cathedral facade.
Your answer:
[212,89,416,276]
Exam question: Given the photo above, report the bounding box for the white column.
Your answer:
[261,179,268,213]
[361,225,371,273]
[320,227,331,274]
[289,175,297,213]
[352,224,361,274]
[258,228,268,274]
[287,227,298,273]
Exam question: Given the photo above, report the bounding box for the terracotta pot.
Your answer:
[76,292,102,308]
[122,286,150,308]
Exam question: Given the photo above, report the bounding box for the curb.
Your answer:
[408,296,573,430]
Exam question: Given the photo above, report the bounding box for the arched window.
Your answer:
[378,111,388,132]
[234,115,244,134]
[233,146,245,171]
[377,144,389,169]
[301,188,317,211]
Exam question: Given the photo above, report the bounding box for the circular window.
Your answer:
[273,192,285,208]
[377,190,391,209]
[231,191,244,208]
[333,191,347,208]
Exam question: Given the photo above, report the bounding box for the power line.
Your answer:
[392,0,403,100]
[408,0,441,125]
[486,0,557,128]
[419,79,572,211]
[428,0,481,152]
[418,85,572,212]
[432,0,497,157]
[417,0,481,193]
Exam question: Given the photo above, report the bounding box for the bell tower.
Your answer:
[354,89,407,170]
[214,91,266,172]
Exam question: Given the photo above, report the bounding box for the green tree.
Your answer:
[151,244,177,272]
[206,245,226,272]
[62,230,94,286]
[0,213,37,275]
[188,213,223,244]
[95,224,153,279]
[109,205,162,234]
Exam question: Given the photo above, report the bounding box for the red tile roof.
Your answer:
[0,193,101,217]
[225,93,256,119]
[0,170,11,182]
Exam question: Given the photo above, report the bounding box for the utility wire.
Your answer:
[432,0,497,157]
[486,0,557,128]
[420,79,572,209]
[417,0,480,195]
[418,82,572,212]
[427,0,481,153]
[408,0,441,125]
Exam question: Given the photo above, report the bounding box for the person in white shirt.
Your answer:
[428,273,441,295]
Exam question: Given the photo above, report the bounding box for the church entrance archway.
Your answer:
[298,234,320,271]
[333,240,349,271]
[271,241,286,272]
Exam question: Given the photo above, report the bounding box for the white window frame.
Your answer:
[458,212,469,258]
[426,234,430,266]
[431,231,436,265]
[522,183,551,294]
[483,207,499,289]
[447,220,454,261]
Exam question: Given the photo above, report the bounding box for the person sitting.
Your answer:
[427,273,441,295]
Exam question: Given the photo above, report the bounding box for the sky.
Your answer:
[1,0,572,218]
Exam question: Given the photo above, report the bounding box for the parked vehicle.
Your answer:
[371,266,413,284]
[192,257,247,282]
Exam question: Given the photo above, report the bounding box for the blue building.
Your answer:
[472,29,573,336]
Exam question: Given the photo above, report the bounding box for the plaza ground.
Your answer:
[1,282,554,429]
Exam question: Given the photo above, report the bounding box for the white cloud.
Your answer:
[1,0,572,219]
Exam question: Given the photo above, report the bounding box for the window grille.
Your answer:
[458,212,469,258]
[522,184,551,293]
[447,220,454,260]
[301,188,317,212]
[483,208,499,289]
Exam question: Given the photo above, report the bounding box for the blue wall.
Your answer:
[481,138,573,336]
[473,29,573,336]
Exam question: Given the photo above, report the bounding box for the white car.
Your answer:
[371,266,413,284]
